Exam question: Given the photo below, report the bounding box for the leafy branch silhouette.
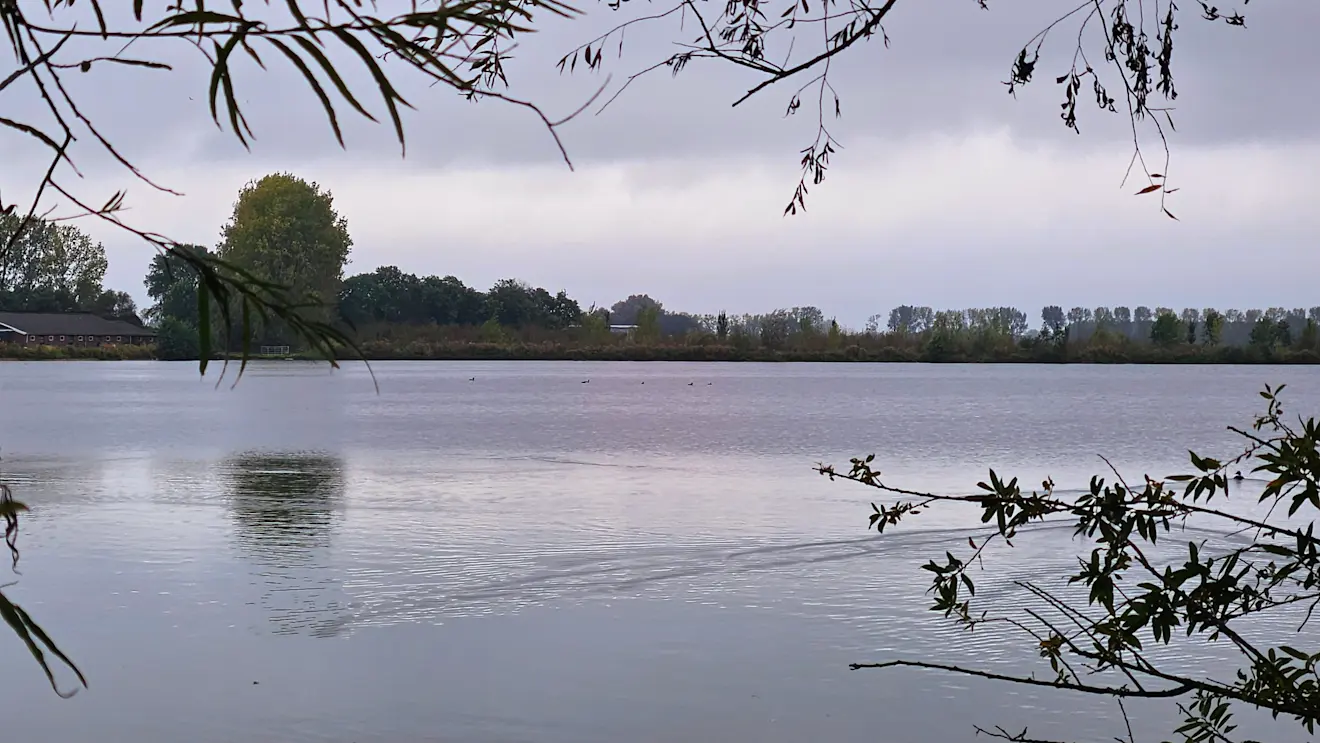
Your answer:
[818,384,1320,742]
[0,0,600,379]
[0,0,599,696]
[557,0,1251,216]
[0,0,1267,703]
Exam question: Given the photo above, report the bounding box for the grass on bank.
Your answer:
[5,325,1320,364]
[5,343,1320,363]
[0,344,156,361]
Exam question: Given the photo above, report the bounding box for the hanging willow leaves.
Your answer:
[818,386,1320,742]
[1,0,583,380]
[0,0,1268,703]
[0,482,84,696]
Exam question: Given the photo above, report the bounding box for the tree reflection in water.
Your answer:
[222,451,352,637]
[224,451,344,557]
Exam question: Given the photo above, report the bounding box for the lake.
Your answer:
[0,361,1315,743]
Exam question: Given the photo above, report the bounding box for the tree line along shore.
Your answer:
[3,173,1317,365]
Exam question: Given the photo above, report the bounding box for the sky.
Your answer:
[1,0,1316,328]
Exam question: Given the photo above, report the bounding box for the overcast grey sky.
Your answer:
[1,0,1315,327]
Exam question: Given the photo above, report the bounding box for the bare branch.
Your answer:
[849,658,1194,699]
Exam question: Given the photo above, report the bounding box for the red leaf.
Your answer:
[1136,184,1162,195]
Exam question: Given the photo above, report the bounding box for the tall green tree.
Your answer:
[826,319,843,348]
[217,174,352,347]
[155,317,201,360]
[1299,319,1319,352]
[1203,309,1225,346]
[87,290,141,325]
[0,214,107,310]
[1249,317,1291,354]
[145,245,210,325]
[485,279,541,328]
[610,294,664,325]
[1040,306,1066,336]
[1150,310,1184,348]
[635,304,661,341]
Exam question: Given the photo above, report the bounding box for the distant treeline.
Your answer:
[337,267,704,336]
[146,261,1320,363]
[9,176,1310,364]
[332,301,1320,364]
[131,209,1318,363]
[333,276,1320,357]
[121,172,1319,363]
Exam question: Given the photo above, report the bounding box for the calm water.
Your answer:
[0,361,1316,743]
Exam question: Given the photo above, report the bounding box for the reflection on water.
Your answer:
[0,362,1316,743]
[222,452,352,637]
[223,451,344,558]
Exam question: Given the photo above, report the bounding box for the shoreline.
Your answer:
[4,337,1319,364]
[4,350,1319,365]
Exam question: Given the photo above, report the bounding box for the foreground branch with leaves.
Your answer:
[1,0,587,382]
[0,0,1263,376]
[819,384,1320,742]
[0,0,1275,705]
[0,478,84,697]
[559,0,1251,216]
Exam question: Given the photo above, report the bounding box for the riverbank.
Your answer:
[6,342,1320,364]
[307,341,1320,364]
[0,345,156,360]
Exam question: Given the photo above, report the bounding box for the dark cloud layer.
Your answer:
[5,0,1317,321]
[4,0,1317,175]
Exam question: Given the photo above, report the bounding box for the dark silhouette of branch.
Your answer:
[0,1,601,377]
[849,658,1194,699]
[554,0,1253,213]
[823,386,1320,740]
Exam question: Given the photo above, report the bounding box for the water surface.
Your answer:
[0,361,1315,743]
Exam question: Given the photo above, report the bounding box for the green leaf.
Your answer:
[0,116,68,153]
[289,35,377,123]
[0,590,86,697]
[283,0,309,27]
[1281,646,1308,660]
[329,27,411,155]
[0,500,28,520]
[236,298,252,385]
[207,34,253,148]
[91,57,172,71]
[197,278,211,375]
[147,10,247,32]
[264,38,345,146]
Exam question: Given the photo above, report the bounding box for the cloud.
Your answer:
[2,1,1317,325]
[4,0,1316,173]
[22,127,1313,327]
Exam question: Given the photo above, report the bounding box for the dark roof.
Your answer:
[0,312,156,337]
